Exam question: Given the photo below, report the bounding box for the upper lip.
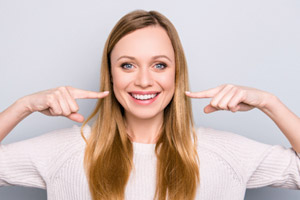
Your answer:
[129,91,160,95]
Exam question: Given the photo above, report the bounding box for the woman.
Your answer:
[0,10,300,200]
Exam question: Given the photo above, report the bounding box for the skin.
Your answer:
[0,87,109,142]
[185,84,300,153]
[110,26,175,143]
[0,27,300,152]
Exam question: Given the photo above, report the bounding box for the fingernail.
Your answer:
[185,91,190,94]
[103,91,109,94]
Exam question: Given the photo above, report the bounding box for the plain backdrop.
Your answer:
[0,0,300,199]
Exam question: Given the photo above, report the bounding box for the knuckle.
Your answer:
[230,109,237,113]
[218,103,227,110]
[65,86,72,92]
[54,109,62,115]
[46,94,55,102]
[54,90,62,96]
[60,87,69,94]
[231,87,238,93]
[235,87,242,93]
[220,84,227,88]
[58,86,67,91]
[73,105,79,112]
[228,103,235,109]
[70,102,79,111]
[240,95,247,102]
[210,101,217,108]
[226,84,234,89]
[228,104,237,111]
[239,90,246,97]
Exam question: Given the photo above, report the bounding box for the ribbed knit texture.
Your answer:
[1,125,299,200]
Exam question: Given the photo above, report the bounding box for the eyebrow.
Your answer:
[117,55,172,62]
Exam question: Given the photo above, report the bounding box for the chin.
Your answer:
[127,109,163,120]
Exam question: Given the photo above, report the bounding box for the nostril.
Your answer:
[134,72,154,87]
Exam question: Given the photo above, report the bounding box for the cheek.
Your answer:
[112,70,132,103]
[112,69,125,91]
[159,73,175,109]
[160,70,175,92]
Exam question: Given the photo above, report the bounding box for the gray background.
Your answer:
[0,0,299,199]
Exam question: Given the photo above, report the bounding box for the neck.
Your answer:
[125,112,163,144]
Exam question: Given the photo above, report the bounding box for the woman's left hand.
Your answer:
[185,84,272,113]
[186,84,300,153]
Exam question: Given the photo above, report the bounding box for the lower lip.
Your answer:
[129,93,160,105]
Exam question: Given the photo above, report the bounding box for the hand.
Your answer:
[21,86,109,122]
[185,84,271,114]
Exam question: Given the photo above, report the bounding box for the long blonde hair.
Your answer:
[81,10,200,200]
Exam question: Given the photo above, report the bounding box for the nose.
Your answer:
[134,67,153,88]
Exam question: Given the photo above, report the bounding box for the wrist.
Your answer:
[14,96,34,117]
[259,92,280,114]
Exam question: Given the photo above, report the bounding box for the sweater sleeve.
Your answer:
[0,125,87,189]
[245,144,300,189]
[0,136,48,189]
[197,127,300,190]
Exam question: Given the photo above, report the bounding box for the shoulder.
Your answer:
[2,125,91,160]
[195,126,271,153]
[0,125,91,184]
[27,124,90,148]
[28,125,91,178]
[8,125,91,154]
[195,126,273,181]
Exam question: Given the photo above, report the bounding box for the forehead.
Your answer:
[110,26,175,61]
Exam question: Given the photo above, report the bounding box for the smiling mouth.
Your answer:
[129,92,160,100]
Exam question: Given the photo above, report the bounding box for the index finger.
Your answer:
[68,87,109,99]
[185,86,223,99]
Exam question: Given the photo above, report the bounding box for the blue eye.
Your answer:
[155,63,167,69]
[121,63,133,69]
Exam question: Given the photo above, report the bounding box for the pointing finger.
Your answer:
[67,87,109,99]
[185,85,223,99]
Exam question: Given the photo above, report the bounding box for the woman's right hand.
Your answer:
[21,86,109,123]
[0,86,108,142]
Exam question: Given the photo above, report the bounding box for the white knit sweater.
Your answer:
[0,125,300,200]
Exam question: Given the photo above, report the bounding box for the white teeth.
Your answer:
[131,93,158,100]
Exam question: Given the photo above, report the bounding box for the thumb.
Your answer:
[67,113,85,123]
[203,105,218,114]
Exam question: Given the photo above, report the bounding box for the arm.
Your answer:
[260,94,300,153]
[187,84,300,189]
[197,127,300,189]
[0,86,109,143]
[185,84,300,153]
[0,97,31,142]
[0,125,86,188]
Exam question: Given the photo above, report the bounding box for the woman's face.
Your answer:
[110,25,175,120]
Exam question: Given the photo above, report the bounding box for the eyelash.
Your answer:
[154,63,167,70]
[121,63,134,70]
[120,62,167,70]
